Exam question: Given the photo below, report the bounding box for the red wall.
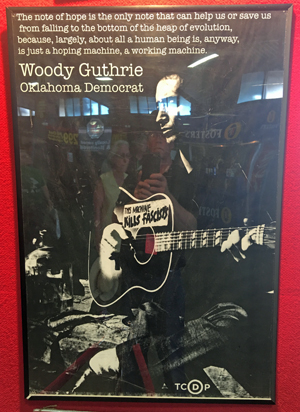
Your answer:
[1,0,299,411]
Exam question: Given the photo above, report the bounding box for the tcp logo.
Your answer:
[175,379,210,395]
[188,379,204,395]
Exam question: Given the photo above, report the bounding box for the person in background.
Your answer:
[89,76,198,393]
[93,140,130,250]
[126,133,148,176]
[20,146,54,255]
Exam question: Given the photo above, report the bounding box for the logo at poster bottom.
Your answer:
[173,379,210,395]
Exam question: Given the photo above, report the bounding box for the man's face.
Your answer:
[155,75,182,143]
[148,132,173,160]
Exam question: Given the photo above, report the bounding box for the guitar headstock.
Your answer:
[263,222,276,250]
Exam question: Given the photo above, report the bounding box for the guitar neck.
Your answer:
[154,225,267,253]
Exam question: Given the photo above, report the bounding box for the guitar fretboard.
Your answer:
[153,225,267,252]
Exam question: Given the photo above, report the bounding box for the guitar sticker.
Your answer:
[123,198,170,230]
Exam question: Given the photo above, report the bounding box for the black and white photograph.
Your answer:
[7,4,292,401]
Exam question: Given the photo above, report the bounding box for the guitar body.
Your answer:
[89,192,175,308]
[88,188,276,308]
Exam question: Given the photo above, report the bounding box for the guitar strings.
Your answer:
[128,225,274,249]
[133,225,272,239]
[133,226,271,240]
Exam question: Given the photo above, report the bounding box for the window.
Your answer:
[73,98,81,116]
[129,96,138,114]
[238,71,283,104]
[82,97,91,116]
[264,71,284,99]
[59,98,109,117]
[237,72,264,104]
[130,96,191,115]
[130,96,157,114]
[18,107,35,116]
[179,96,191,116]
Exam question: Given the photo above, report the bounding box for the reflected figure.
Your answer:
[20,147,54,254]
[93,140,130,250]
[21,147,68,319]
[127,133,148,176]
[89,76,198,394]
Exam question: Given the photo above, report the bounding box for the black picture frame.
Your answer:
[7,4,292,402]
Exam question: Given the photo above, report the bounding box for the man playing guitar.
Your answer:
[87,75,263,396]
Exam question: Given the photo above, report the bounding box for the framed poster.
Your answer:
[7,4,292,402]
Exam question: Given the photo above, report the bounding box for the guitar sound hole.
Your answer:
[134,227,155,264]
